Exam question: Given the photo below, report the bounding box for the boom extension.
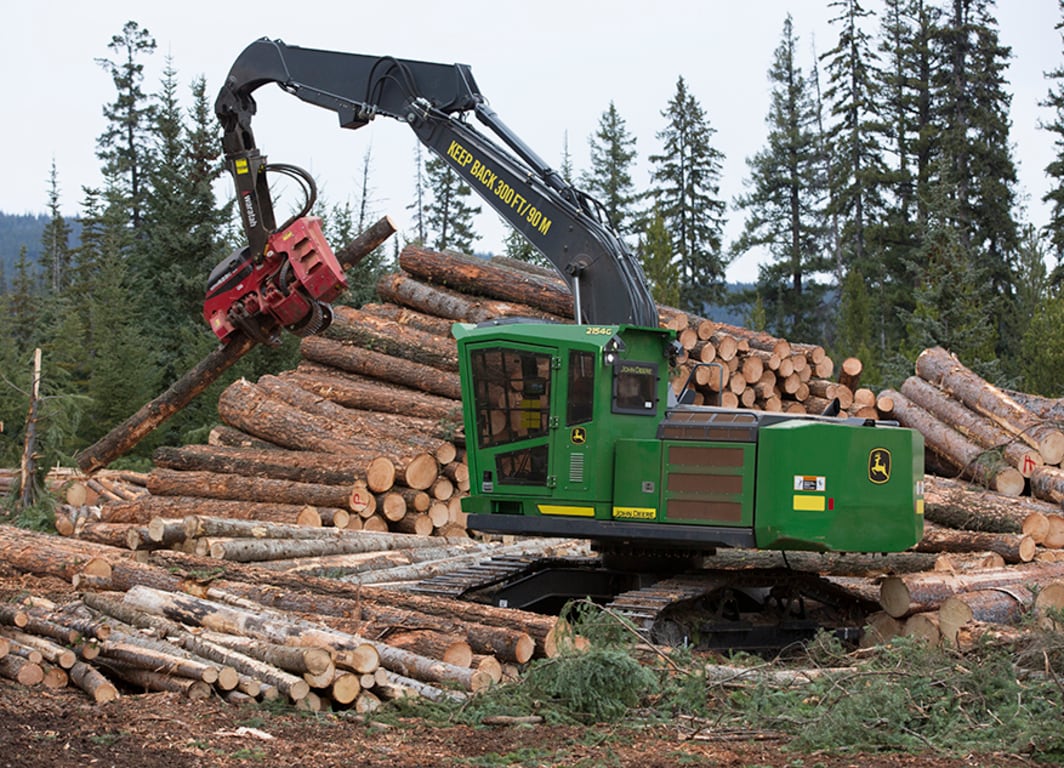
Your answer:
[214,38,658,327]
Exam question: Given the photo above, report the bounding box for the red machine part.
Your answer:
[204,216,348,343]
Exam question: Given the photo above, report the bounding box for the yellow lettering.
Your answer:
[446,140,474,167]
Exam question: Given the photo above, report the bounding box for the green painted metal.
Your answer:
[455,321,924,554]
[752,420,925,552]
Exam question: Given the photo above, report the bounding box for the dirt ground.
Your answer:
[0,569,1047,767]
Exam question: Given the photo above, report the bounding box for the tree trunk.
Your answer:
[323,304,459,372]
[879,561,1064,618]
[375,271,562,325]
[399,244,574,318]
[300,335,462,400]
[915,346,1064,464]
[146,468,355,511]
[913,522,1035,564]
[901,376,1043,477]
[879,390,1024,496]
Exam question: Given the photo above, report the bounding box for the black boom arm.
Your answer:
[215,38,658,327]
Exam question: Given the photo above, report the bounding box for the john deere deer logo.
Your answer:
[869,448,891,484]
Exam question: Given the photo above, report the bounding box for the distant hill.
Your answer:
[0,211,81,284]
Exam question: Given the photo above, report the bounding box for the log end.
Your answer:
[879,577,912,619]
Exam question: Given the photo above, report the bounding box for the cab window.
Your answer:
[470,347,553,448]
[612,361,658,415]
[567,350,595,425]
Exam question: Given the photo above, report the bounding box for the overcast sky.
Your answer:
[5,1,1061,282]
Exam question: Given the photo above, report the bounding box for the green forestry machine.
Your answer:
[208,39,924,647]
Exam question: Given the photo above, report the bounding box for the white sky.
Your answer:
[4,1,1061,282]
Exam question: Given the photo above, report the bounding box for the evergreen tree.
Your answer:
[1013,224,1049,336]
[902,188,999,368]
[407,143,428,245]
[1021,290,1064,397]
[835,267,880,384]
[1041,0,1064,265]
[648,76,728,312]
[503,227,548,267]
[867,0,940,354]
[581,102,639,238]
[39,161,73,295]
[7,247,39,354]
[423,153,480,253]
[95,20,158,232]
[733,15,829,341]
[929,0,1019,356]
[820,0,886,280]
[637,205,680,308]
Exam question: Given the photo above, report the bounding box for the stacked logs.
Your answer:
[0,523,574,707]
[878,346,1064,503]
[852,472,1064,649]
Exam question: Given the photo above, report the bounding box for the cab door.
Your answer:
[466,342,558,499]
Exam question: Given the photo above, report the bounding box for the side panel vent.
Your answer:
[569,453,585,484]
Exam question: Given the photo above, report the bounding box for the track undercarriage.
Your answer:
[411,548,879,653]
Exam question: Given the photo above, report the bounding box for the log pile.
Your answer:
[0,523,581,707]
[879,346,1064,503]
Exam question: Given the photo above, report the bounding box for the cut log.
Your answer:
[938,587,1032,645]
[270,368,462,426]
[147,468,356,511]
[1034,582,1064,630]
[375,271,561,326]
[399,244,574,319]
[101,496,350,528]
[837,357,863,391]
[69,660,119,703]
[923,474,1060,535]
[879,390,1024,496]
[915,346,1064,465]
[323,304,460,372]
[300,335,462,401]
[879,561,1064,618]
[384,630,473,668]
[913,523,1035,563]
[900,377,1044,478]
[0,654,45,686]
[121,585,492,692]
[1030,466,1064,507]
[152,444,365,488]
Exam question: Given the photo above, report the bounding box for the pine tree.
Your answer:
[637,205,680,308]
[424,153,480,253]
[1021,289,1064,397]
[581,102,639,238]
[39,161,73,295]
[1041,0,1064,266]
[733,15,829,341]
[930,0,1019,356]
[7,247,39,354]
[407,143,428,245]
[648,76,728,312]
[867,0,940,354]
[95,20,158,232]
[820,0,887,280]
